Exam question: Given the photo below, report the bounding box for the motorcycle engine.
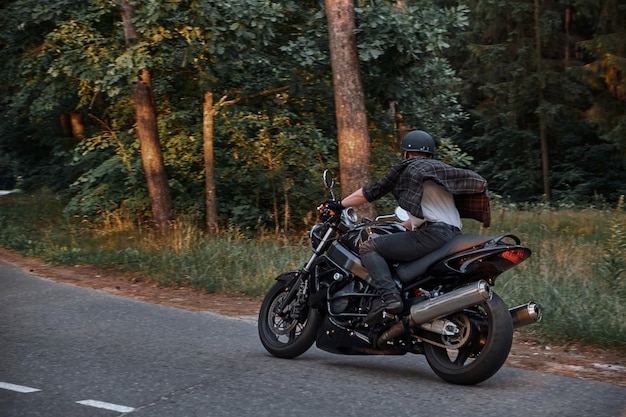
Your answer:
[328,279,371,319]
[329,280,355,313]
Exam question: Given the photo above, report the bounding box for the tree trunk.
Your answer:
[324,0,375,218]
[534,0,551,201]
[203,92,218,234]
[59,114,71,136]
[121,0,174,231]
[120,0,139,43]
[200,87,290,234]
[69,111,85,140]
[134,70,174,230]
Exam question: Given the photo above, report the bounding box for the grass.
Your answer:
[0,189,308,297]
[478,201,626,347]
[1,190,625,349]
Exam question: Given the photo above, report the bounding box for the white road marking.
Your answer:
[76,399,135,413]
[0,382,41,393]
[1,381,136,413]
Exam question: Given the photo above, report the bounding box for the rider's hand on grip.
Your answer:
[320,199,344,214]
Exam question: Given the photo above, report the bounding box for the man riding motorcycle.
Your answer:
[323,130,491,316]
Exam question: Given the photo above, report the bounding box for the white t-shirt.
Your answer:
[408,180,462,230]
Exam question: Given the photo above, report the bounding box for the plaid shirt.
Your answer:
[362,158,492,227]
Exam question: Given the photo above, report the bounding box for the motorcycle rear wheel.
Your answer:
[423,292,513,385]
[258,274,323,359]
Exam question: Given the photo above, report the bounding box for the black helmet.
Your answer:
[400,130,435,155]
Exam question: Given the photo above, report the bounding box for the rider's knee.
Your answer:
[359,239,377,256]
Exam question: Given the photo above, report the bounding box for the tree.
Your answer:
[454,0,625,203]
[534,0,551,201]
[354,2,469,139]
[577,0,626,154]
[121,0,173,231]
[324,0,373,217]
[168,0,302,233]
[0,0,478,232]
[203,92,218,234]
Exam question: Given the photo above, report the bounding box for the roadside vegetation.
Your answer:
[1,191,624,349]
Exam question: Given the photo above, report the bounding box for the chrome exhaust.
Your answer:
[509,302,542,328]
[378,280,492,345]
[409,280,493,325]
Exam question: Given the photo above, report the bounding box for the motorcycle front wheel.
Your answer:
[258,273,323,359]
[423,292,514,385]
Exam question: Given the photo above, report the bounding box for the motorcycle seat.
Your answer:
[396,234,493,284]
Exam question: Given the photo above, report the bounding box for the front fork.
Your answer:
[278,222,337,314]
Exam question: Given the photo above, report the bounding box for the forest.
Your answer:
[1,0,624,233]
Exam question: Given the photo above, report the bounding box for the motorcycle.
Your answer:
[258,170,541,385]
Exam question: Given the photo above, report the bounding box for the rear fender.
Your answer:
[399,234,531,285]
[441,242,531,277]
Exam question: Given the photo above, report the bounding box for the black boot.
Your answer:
[380,292,403,314]
[365,293,403,325]
[364,298,385,325]
[361,251,404,315]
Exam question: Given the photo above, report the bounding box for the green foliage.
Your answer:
[355,2,470,136]
[454,0,626,204]
[575,1,626,153]
[436,138,474,167]
[216,106,335,231]
[64,155,149,219]
[0,0,470,231]
[2,0,624,232]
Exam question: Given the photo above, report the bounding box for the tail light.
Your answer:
[500,249,530,265]
[445,246,531,276]
[487,247,531,275]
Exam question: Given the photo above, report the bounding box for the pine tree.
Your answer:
[455,0,626,203]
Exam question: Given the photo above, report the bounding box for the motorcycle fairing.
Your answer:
[325,241,368,279]
[315,316,406,355]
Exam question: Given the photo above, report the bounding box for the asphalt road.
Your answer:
[1,260,625,417]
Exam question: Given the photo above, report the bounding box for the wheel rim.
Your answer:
[423,293,514,385]
[263,290,309,347]
[429,307,487,367]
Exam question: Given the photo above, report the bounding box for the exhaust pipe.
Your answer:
[509,302,542,328]
[378,280,492,345]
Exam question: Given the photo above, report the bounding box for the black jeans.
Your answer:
[359,222,461,295]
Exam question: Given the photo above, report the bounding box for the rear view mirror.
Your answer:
[323,170,335,189]
[394,207,409,222]
[322,170,336,200]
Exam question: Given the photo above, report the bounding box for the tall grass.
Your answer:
[0,190,308,297]
[484,202,626,347]
[0,191,624,348]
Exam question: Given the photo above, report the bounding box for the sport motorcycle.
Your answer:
[258,170,541,385]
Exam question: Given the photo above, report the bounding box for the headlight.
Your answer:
[342,207,358,226]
